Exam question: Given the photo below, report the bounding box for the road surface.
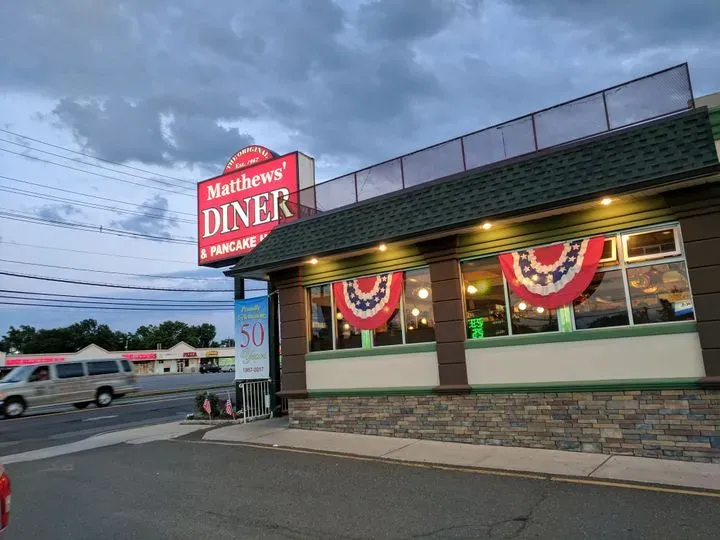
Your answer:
[137,372,235,391]
[4,437,719,539]
[0,389,231,455]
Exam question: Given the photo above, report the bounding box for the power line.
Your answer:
[0,137,197,189]
[0,240,194,264]
[0,295,233,307]
[0,127,192,184]
[0,186,196,225]
[0,258,226,281]
[0,174,196,216]
[0,289,262,302]
[0,270,235,292]
[0,147,194,197]
[0,210,196,244]
[0,301,233,311]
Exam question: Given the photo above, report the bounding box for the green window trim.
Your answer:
[464,321,697,349]
[306,342,436,361]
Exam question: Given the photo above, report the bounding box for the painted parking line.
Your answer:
[81,415,118,422]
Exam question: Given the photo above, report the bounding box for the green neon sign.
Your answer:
[468,317,485,339]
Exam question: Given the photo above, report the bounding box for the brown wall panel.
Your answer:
[281,355,307,374]
[432,299,465,323]
[279,286,305,306]
[680,212,720,243]
[281,302,306,324]
[684,238,720,269]
[281,336,308,357]
[700,349,720,379]
[281,319,306,340]
[693,293,720,322]
[437,362,469,387]
[688,266,720,296]
[280,372,307,394]
[431,279,463,303]
[697,321,720,350]
[434,320,466,343]
[429,260,460,282]
[435,342,466,365]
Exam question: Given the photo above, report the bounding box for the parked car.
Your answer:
[199,363,221,374]
[0,464,10,535]
[220,365,235,373]
[0,358,138,419]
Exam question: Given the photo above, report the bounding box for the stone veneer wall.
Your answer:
[289,390,720,463]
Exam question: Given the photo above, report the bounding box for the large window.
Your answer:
[461,224,694,339]
[308,267,435,351]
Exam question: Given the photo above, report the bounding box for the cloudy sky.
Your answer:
[0,0,718,345]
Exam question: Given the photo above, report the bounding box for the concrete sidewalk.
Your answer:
[203,418,720,492]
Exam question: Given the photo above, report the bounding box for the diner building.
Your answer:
[227,65,720,462]
[0,342,235,375]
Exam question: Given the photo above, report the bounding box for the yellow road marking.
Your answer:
[184,439,720,498]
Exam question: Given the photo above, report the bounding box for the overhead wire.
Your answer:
[0,295,233,307]
[0,289,264,302]
[0,301,233,311]
[0,127,193,184]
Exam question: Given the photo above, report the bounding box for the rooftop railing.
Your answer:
[286,63,694,222]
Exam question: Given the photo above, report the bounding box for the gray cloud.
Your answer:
[110,195,178,238]
[0,0,718,176]
[36,203,84,223]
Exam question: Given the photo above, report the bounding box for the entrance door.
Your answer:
[176,361,184,373]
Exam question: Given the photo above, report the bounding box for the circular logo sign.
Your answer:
[224,145,277,173]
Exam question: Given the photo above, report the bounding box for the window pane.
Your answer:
[627,262,694,324]
[88,360,120,376]
[625,228,678,260]
[309,285,333,352]
[508,289,559,334]
[56,363,85,379]
[336,308,363,349]
[121,360,133,373]
[404,268,435,343]
[573,270,630,329]
[373,308,403,347]
[461,258,508,338]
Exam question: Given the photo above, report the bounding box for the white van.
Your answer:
[0,358,138,418]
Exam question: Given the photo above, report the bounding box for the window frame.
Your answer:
[306,265,433,352]
[55,362,86,379]
[461,222,694,339]
[87,360,121,376]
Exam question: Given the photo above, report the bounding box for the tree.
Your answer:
[0,319,217,354]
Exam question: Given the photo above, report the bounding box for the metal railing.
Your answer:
[238,379,272,423]
[282,63,693,222]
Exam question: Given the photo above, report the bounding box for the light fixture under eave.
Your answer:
[417,288,429,300]
[378,243,387,252]
[309,257,319,265]
[600,197,613,206]
[481,222,492,231]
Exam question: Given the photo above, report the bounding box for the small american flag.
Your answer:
[225,398,234,418]
[202,397,212,417]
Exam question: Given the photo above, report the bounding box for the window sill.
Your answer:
[307,342,436,361]
[464,321,697,349]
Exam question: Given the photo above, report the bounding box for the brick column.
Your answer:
[271,267,309,398]
[666,184,720,384]
[420,236,470,393]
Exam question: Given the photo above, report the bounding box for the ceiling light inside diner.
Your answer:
[411,308,420,317]
[466,284,478,294]
[417,288,429,299]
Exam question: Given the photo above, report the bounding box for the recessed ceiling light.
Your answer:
[482,222,492,230]
[309,257,318,265]
[600,198,613,206]
[378,243,387,252]
[417,288,429,300]
[411,307,420,317]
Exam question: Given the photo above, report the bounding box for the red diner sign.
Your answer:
[182,352,197,358]
[197,152,300,266]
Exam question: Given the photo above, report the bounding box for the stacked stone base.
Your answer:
[289,390,720,463]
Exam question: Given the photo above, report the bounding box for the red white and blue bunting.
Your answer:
[498,236,605,309]
[333,272,404,330]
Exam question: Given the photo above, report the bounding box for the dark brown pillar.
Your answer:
[666,185,720,384]
[272,267,308,398]
[420,236,470,393]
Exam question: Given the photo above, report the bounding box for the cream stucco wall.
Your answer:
[306,351,439,390]
[466,332,705,385]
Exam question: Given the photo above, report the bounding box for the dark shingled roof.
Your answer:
[229,108,719,275]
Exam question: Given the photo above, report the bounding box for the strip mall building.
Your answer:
[223,65,720,462]
[0,343,235,375]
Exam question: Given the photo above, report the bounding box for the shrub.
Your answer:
[194,392,221,418]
